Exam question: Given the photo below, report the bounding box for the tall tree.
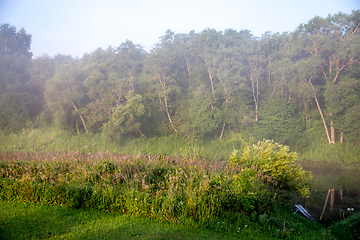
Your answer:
[292,11,360,143]
[145,30,181,133]
[0,24,33,132]
[45,62,89,133]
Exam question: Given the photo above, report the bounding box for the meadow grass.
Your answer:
[0,128,248,160]
[0,137,357,239]
[0,201,336,240]
[0,151,274,219]
[0,201,240,240]
[301,142,360,169]
[0,145,338,240]
[1,128,359,168]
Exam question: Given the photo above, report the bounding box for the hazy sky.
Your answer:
[1,0,359,58]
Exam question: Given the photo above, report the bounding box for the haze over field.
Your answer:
[0,0,359,58]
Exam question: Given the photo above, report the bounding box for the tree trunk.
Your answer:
[127,116,147,139]
[136,127,147,138]
[340,132,344,143]
[309,81,331,144]
[219,122,225,140]
[164,95,178,133]
[251,80,259,122]
[330,121,335,144]
[208,70,215,94]
[71,101,89,133]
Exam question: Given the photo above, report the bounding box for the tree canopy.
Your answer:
[1,11,359,149]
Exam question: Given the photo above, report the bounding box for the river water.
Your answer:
[289,162,360,222]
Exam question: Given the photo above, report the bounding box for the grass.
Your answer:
[0,128,251,161]
[0,133,358,239]
[0,201,240,240]
[1,127,360,168]
[301,142,360,169]
[329,211,360,240]
[0,201,338,240]
[0,147,337,240]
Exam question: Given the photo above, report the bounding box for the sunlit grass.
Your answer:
[0,201,337,240]
[0,128,246,160]
[0,201,240,240]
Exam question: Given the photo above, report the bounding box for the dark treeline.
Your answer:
[1,11,360,152]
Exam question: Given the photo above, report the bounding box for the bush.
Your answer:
[229,139,313,198]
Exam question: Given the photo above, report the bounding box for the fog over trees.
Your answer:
[1,11,360,151]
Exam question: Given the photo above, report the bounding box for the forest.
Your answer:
[1,11,360,162]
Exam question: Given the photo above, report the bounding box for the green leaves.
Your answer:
[229,140,313,198]
[102,94,146,142]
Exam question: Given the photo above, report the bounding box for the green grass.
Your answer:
[0,128,249,160]
[301,142,360,169]
[329,211,360,240]
[2,127,360,167]
[0,201,339,240]
[0,201,241,240]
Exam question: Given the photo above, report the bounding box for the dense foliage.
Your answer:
[0,11,360,156]
[229,140,313,198]
[0,141,312,221]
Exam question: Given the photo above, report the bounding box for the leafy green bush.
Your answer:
[229,139,313,198]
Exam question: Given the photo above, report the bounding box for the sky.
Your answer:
[1,0,359,58]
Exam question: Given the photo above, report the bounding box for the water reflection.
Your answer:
[290,163,360,221]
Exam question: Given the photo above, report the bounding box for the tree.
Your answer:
[0,24,33,132]
[28,54,57,117]
[292,11,360,144]
[0,24,32,59]
[196,29,251,139]
[145,30,181,133]
[243,38,263,122]
[45,62,89,133]
[82,43,146,133]
[102,94,147,141]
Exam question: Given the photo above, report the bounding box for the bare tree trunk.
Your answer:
[208,70,215,94]
[219,122,225,140]
[267,59,271,85]
[127,117,147,139]
[330,121,335,144]
[340,132,344,143]
[136,127,147,138]
[164,95,177,133]
[71,101,89,133]
[309,82,331,144]
[154,70,178,133]
[251,80,259,122]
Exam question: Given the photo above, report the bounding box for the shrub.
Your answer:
[229,139,313,198]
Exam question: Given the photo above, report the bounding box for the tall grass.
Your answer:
[301,142,360,168]
[2,127,360,168]
[0,128,249,160]
[0,151,279,222]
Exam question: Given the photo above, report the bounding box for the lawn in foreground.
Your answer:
[0,201,248,240]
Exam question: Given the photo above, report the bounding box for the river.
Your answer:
[290,161,360,222]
